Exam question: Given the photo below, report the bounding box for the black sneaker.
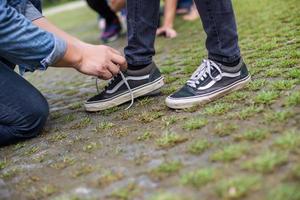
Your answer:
[85,62,164,112]
[165,59,251,109]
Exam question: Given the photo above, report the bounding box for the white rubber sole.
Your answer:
[85,77,164,112]
[165,75,251,109]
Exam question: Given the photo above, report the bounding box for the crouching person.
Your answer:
[0,0,127,146]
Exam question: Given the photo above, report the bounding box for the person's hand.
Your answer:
[74,43,127,80]
[156,26,177,38]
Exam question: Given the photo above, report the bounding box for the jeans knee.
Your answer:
[17,98,49,137]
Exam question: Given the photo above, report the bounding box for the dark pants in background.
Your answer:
[0,62,49,146]
[124,0,240,66]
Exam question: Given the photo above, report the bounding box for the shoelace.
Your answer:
[95,71,134,110]
[187,59,223,88]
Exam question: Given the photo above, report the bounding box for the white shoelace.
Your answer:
[187,59,223,88]
[95,71,134,110]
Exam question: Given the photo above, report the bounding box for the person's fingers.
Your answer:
[111,53,127,70]
[107,62,120,76]
[156,28,165,36]
[98,69,113,80]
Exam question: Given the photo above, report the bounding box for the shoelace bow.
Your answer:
[95,71,134,110]
[187,59,223,88]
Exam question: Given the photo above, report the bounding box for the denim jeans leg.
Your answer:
[124,0,160,66]
[194,0,241,63]
[0,62,49,147]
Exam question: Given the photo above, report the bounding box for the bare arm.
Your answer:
[163,0,177,28]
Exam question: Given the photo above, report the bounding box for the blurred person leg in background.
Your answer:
[86,0,125,42]
[176,0,193,14]
[183,2,199,21]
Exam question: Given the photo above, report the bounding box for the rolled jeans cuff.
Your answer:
[208,52,241,64]
[125,56,152,66]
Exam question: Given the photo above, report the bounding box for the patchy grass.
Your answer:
[229,105,263,120]
[183,117,208,131]
[263,109,294,123]
[234,129,269,142]
[71,164,94,178]
[267,183,300,200]
[211,144,249,162]
[204,103,233,115]
[138,111,164,123]
[181,167,216,188]
[271,80,296,91]
[137,131,153,141]
[97,170,124,187]
[216,175,261,200]
[156,132,188,148]
[243,151,288,173]
[70,116,92,129]
[160,65,179,74]
[0,159,7,170]
[254,91,279,104]
[151,160,182,179]
[213,123,237,137]
[284,91,300,106]
[95,121,115,132]
[187,139,212,155]
[149,192,186,200]
[110,183,139,200]
[246,79,266,91]
[273,130,300,151]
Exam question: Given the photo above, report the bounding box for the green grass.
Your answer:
[149,192,186,200]
[273,130,300,151]
[213,123,237,137]
[70,116,92,129]
[110,183,138,200]
[229,105,263,120]
[271,80,296,91]
[286,68,300,79]
[95,121,115,132]
[160,65,179,74]
[268,183,300,200]
[243,151,288,173]
[204,103,233,115]
[0,160,7,170]
[151,161,182,179]
[156,132,188,148]
[187,139,211,155]
[138,111,164,123]
[254,91,279,104]
[97,170,124,187]
[284,91,300,106]
[264,110,294,123]
[137,131,153,141]
[234,129,269,142]
[183,117,208,131]
[211,144,249,162]
[246,79,266,91]
[181,167,216,188]
[216,175,261,200]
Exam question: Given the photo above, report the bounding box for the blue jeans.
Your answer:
[0,61,49,146]
[124,0,240,66]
